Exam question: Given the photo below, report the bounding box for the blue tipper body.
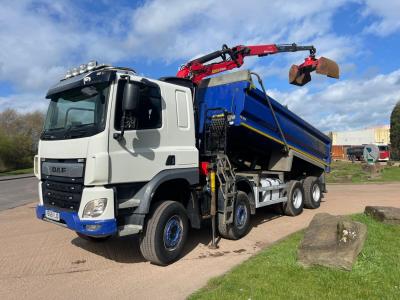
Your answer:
[196,72,332,171]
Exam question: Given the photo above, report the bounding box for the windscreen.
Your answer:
[41,83,109,140]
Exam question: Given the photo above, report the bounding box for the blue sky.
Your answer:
[0,0,399,132]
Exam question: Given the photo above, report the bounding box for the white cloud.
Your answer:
[0,0,356,113]
[0,0,398,135]
[0,92,48,112]
[362,0,400,36]
[126,0,349,62]
[267,69,400,131]
[0,1,126,93]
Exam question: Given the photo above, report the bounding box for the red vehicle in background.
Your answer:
[346,144,390,162]
[377,144,390,161]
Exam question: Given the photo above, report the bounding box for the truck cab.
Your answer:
[35,63,199,259]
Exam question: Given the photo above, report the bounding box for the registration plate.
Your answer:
[45,209,60,222]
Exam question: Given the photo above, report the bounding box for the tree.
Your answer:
[0,109,45,171]
[390,102,400,160]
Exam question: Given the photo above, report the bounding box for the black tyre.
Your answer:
[283,180,304,216]
[76,232,111,242]
[139,201,188,266]
[218,191,251,240]
[303,176,322,209]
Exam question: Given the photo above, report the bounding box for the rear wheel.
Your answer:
[76,232,111,242]
[303,176,322,209]
[218,191,251,240]
[139,201,188,266]
[283,180,304,216]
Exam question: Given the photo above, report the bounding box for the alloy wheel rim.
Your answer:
[312,184,321,202]
[292,188,303,209]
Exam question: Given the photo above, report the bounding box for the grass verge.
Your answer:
[326,160,400,183]
[190,214,400,299]
[0,168,34,176]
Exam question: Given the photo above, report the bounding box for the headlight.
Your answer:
[83,198,107,218]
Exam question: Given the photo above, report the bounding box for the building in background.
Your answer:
[328,125,390,160]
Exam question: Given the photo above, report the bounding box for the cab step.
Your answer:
[118,199,141,209]
[118,224,142,236]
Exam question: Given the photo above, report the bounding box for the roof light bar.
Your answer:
[79,64,87,74]
[71,67,79,76]
[65,70,72,79]
[87,60,98,71]
[63,60,99,80]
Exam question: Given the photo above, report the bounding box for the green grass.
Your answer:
[190,214,400,300]
[0,167,33,176]
[326,160,400,183]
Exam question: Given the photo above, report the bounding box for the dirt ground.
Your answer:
[0,183,399,300]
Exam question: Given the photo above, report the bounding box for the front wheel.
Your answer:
[139,201,188,266]
[218,191,251,240]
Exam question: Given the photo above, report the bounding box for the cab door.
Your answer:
[108,76,170,183]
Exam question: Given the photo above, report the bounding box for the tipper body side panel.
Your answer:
[196,71,332,170]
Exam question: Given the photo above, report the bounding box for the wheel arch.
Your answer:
[134,168,199,215]
[236,176,256,214]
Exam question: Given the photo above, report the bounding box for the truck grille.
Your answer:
[42,178,83,212]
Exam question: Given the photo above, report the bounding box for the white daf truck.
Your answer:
[35,54,336,265]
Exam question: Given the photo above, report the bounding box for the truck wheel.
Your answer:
[283,180,304,216]
[76,232,111,242]
[218,191,251,240]
[303,176,322,209]
[139,201,188,266]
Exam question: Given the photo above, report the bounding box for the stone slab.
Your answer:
[298,213,367,271]
[365,206,400,225]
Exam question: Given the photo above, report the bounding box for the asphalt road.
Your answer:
[0,176,38,210]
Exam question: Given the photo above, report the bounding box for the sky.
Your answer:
[0,0,399,132]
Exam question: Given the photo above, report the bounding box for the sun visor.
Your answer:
[46,70,115,99]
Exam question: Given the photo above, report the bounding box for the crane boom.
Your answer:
[176,43,339,85]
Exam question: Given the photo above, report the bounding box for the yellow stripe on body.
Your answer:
[240,122,330,167]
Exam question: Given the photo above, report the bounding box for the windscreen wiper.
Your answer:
[63,123,97,138]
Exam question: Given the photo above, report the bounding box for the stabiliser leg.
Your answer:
[209,167,219,249]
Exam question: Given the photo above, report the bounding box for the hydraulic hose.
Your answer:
[250,72,289,153]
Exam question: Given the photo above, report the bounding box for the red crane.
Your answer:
[176,43,339,85]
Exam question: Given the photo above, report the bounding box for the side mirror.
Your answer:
[114,80,141,141]
[122,81,140,111]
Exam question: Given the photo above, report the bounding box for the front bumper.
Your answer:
[36,205,117,237]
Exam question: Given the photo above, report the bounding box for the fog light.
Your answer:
[83,198,107,218]
[85,224,101,231]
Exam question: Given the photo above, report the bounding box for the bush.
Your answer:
[0,109,45,172]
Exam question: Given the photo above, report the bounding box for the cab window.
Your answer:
[114,80,162,130]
